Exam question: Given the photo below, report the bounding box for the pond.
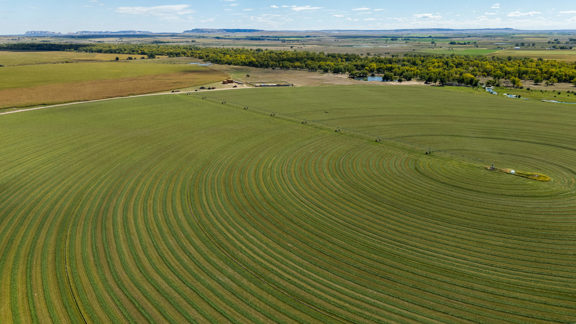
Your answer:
[366,76,383,81]
[542,100,576,105]
[355,76,384,81]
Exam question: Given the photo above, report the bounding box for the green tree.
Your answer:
[510,77,523,88]
[382,72,395,81]
[533,74,543,84]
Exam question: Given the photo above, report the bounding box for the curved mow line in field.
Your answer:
[186,129,575,322]
[1,93,575,322]
[190,92,573,318]
[190,135,437,322]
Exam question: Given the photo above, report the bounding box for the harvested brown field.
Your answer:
[0,51,138,66]
[0,70,226,108]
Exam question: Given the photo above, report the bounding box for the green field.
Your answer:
[0,86,575,322]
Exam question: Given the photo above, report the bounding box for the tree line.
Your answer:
[2,43,576,87]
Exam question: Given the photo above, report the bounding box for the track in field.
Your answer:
[0,86,575,322]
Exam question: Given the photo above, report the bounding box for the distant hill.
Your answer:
[19,28,576,38]
[324,28,515,32]
[184,29,264,34]
[23,30,157,37]
[316,28,520,35]
[74,30,153,35]
[182,28,522,35]
[24,31,62,36]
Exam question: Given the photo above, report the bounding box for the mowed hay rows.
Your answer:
[0,87,575,322]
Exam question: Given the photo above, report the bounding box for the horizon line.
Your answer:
[7,27,576,37]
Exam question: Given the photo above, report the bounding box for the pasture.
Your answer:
[0,86,574,322]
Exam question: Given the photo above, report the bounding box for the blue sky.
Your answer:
[2,0,576,34]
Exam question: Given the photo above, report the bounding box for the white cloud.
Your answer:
[414,13,442,19]
[86,0,103,7]
[491,3,501,9]
[249,13,293,28]
[373,9,385,12]
[229,3,238,7]
[559,10,576,14]
[116,5,194,18]
[270,5,279,9]
[507,11,541,17]
[243,8,253,11]
[291,5,322,11]
[333,14,345,18]
[363,18,377,21]
[352,7,371,11]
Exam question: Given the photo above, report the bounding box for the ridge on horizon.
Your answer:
[13,27,576,37]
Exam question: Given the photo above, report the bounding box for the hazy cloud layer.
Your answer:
[116,5,194,18]
[507,11,541,17]
[291,5,322,11]
[414,13,442,19]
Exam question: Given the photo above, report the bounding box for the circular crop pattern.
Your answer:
[0,87,575,323]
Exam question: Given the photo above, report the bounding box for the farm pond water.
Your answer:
[542,100,576,105]
[356,76,405,82]
[356,76,385,81]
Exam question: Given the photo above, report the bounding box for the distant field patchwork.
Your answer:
[493,49,576,61]
[418,48,576,61]
[420,48,498,56]
[0,86,574,322]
